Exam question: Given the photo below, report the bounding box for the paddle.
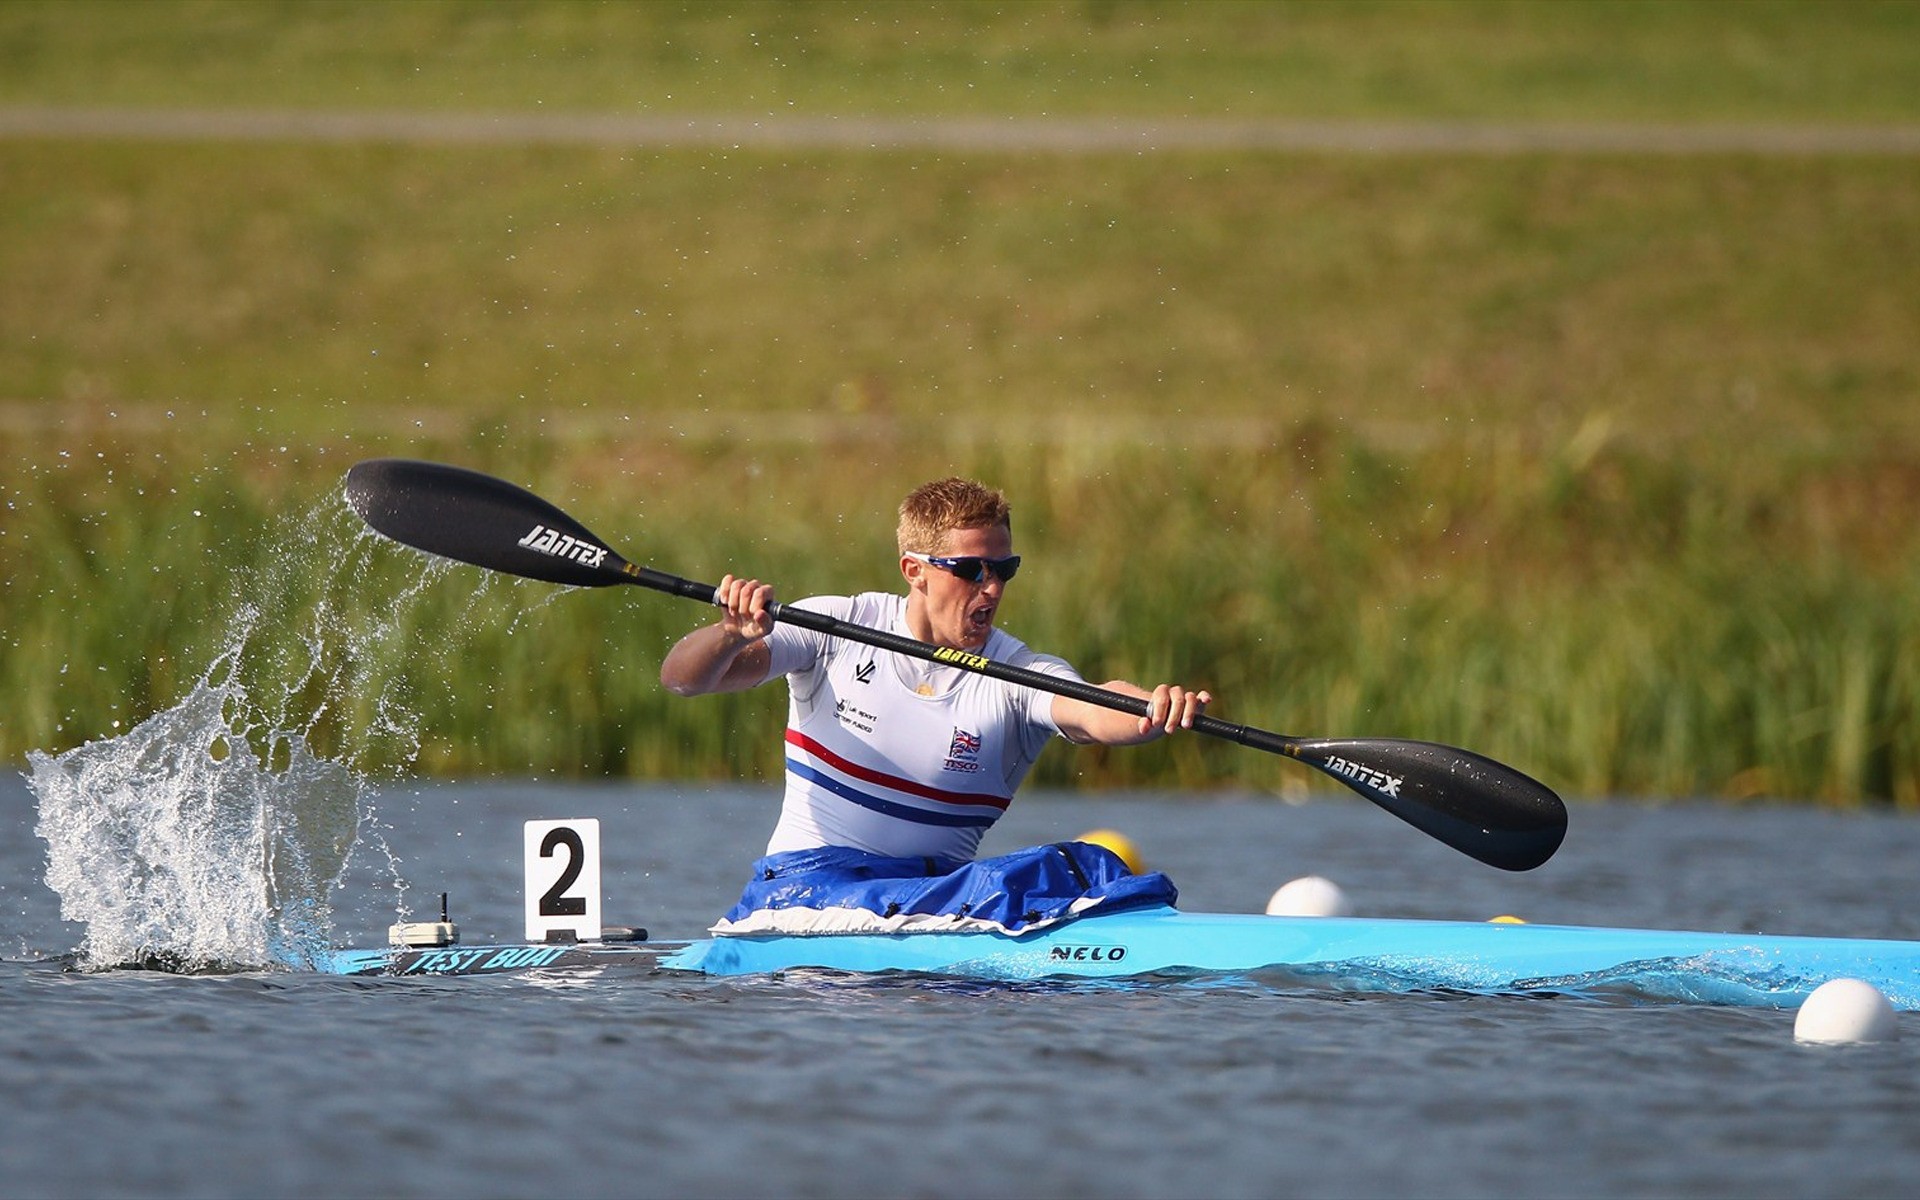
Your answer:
[344,458,1568,872]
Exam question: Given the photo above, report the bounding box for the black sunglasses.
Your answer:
[906,551,1022,583]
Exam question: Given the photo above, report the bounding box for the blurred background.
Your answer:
[2,0,1915,803]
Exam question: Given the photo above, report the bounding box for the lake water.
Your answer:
[5,760,1920,1199]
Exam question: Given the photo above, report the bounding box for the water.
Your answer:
[7,764,1920,1199]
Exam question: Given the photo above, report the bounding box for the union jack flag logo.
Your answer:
[948,728,982,760]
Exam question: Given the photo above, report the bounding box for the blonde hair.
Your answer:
[897,477,1012,554]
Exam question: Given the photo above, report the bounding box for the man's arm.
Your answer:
[1052,682,1211,746]
[659,575,777,697]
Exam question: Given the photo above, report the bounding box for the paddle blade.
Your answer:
[1287,738,1567,871]
[345,458,633,587]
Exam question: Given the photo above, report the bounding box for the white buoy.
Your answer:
[1794,978,1900,1045]
[1265,875,1352,918]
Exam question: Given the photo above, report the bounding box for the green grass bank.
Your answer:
[6,143,1916,447]
[7,0,1920,121]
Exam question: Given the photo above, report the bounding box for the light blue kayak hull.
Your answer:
[317,905,1920,1010]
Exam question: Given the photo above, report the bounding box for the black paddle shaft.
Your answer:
[345,458,1568,872]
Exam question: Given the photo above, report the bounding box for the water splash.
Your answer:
[29,665,358,970]
[26,492,456,972]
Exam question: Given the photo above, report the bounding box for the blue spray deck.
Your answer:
[316,905,1920,1011]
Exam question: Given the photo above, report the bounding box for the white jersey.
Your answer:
[758,592,1079,860]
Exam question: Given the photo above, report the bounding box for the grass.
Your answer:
[3,144,1915,450]
[3,1,1916,804]
[4,1,1920,121]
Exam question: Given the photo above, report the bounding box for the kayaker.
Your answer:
[660,476,1211,935]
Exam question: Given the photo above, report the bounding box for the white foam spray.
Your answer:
[30,664,357,968]
[26,493,459,971]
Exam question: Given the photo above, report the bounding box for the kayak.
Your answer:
[314,904,1920,1011]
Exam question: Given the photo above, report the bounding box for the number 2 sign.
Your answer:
[524,819,602,943]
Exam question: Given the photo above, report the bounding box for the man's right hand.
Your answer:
[713,574,777,643]
[660,573,778,696]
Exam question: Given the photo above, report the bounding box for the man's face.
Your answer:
[904,523,1015,650]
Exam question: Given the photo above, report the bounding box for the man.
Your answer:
[660,476,1211,935]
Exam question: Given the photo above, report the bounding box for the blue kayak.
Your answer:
[315,905,1920,1011]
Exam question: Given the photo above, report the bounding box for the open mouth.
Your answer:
[965,603,996,639]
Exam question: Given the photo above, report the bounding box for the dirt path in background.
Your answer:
[4,107,1919,154]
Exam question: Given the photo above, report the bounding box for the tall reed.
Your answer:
[5,428,1913,805]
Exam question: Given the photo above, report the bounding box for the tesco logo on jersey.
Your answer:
[943,728,983,773]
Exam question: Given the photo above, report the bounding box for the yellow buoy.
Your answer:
[1075,828,1144,874]
[1488,915,1527,925]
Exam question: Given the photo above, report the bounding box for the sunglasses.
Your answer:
[905,550,1022,584]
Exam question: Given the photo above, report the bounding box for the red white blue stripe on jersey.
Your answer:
[783,730,1011,829]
